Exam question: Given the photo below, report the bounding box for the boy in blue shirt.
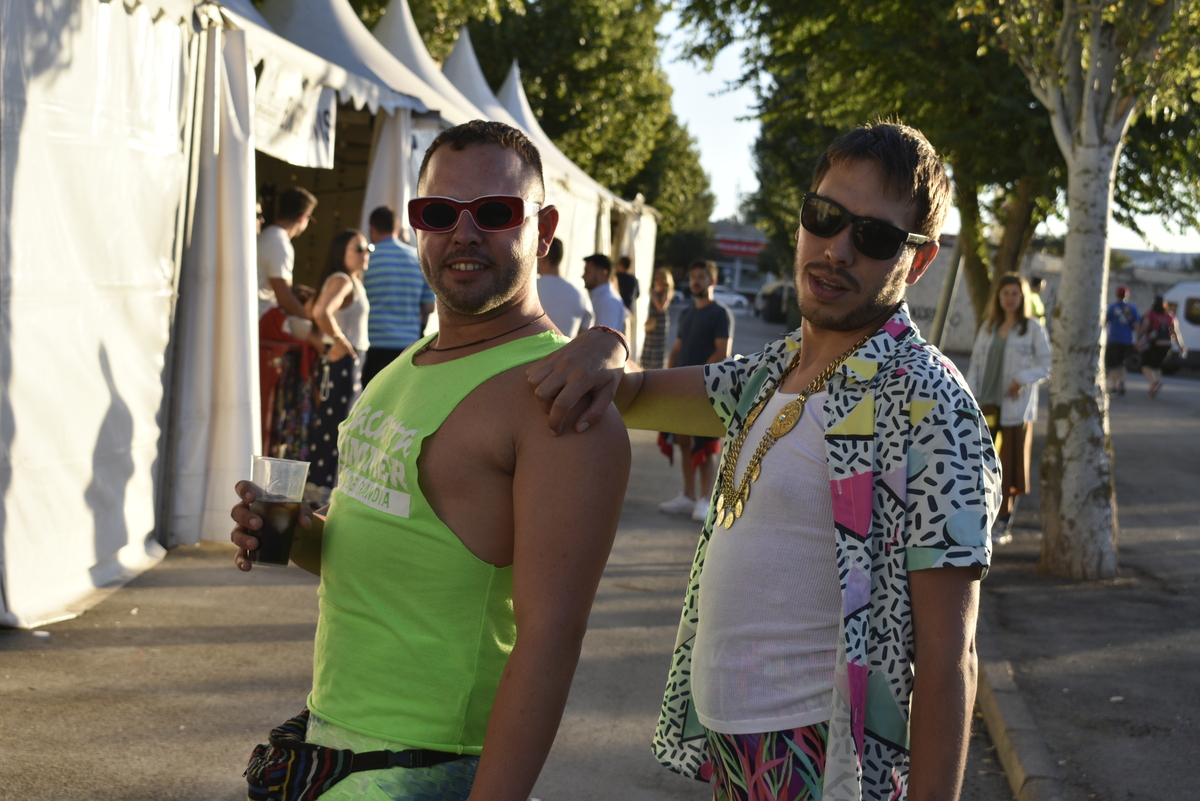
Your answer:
[1105,286,1140,395]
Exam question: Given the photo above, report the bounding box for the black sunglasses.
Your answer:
[800,193,932,260]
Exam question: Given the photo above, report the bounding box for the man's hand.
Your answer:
[1005,379,1021,400]
[229,480,313,572]
[526,328,630,435]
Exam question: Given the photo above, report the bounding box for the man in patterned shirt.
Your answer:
[529,123,1000,801]
[360,205,436,386]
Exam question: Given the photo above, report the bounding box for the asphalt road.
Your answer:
[0,304,1018,801]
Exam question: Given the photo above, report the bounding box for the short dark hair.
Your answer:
[1029,275,1045,291]
[320,229,365,285]
[546,237,564,267]
[689,259,719,282]
[278,187,317,222]
[418,120,545,202]
[368,206,396,234]
[617,256,632,271]
[811,122,951,240]
[585,253,612,273]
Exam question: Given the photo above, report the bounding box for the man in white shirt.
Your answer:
[582,253,628,332]
[536,238,593,338]
[257,187,317,321]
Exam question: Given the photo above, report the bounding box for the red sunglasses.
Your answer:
[408,195,542,233]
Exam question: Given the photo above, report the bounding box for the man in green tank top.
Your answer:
[231,121,631,801]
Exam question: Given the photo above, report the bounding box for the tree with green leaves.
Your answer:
[675,0,1067,320]
[468,0,673,189]
[620,114,716,267]
[964,0,1200,579]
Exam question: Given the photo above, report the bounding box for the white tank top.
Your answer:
[328,271,370,350]
[693,389,841,734]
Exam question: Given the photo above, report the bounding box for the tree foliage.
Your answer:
[621,114,717,268]
[468,0,673,189]
[963,0,1200,580]
[620,114,714,237]
[674,0,1067,318]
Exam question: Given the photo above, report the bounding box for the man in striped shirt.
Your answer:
[361,206,436,385]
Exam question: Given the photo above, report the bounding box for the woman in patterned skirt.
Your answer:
[640,267,674,369]
[305,229,372,506]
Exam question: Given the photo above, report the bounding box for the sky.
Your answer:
[656,13,1200,253]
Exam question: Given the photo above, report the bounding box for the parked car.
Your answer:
[712,286,750,309]
[755,278,795,324]
[1161,281,1200,374]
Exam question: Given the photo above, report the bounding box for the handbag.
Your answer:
[244,709,465,801]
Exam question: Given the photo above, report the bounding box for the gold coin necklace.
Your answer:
[713,331,873,530]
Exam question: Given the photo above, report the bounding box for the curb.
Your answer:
[975,614,1065,801]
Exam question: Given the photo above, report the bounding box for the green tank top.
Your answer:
[308,330,567,753]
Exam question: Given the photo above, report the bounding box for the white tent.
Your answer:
[0,0,428,627]
[0,0,194,627]
[169,4,426,553]
[258,0,476,238]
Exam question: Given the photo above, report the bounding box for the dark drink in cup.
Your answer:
[249,494,301,567]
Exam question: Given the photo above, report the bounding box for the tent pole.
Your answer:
[155,11,213,549]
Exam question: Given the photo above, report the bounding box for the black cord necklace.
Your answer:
[423,311,548,353]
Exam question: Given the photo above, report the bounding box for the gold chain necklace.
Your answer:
[713,331,873,530]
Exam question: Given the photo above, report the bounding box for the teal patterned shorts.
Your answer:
[704,721,829,801]
[306,714,479,801]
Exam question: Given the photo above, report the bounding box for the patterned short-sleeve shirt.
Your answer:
[652,303,1000,800]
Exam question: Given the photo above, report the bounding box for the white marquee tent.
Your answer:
[0,0,422,627]
[0,0,657,628]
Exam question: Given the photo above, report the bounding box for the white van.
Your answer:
[1162,281,1200,373]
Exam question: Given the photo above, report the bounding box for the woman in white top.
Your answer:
[306,229,372,505]
[965,273,1051,543]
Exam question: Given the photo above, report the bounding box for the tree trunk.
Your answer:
[993,174,1040,276]
[1038,143,1119,580]
[954,178,991,323]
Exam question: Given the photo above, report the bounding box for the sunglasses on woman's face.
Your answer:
[799,193,932,261]
[354,242,374,253]
[408,195,542,233]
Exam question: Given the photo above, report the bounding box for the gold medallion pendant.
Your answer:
[711,329,873,536]
[768,398,805,438]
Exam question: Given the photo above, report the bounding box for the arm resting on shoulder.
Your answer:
[465,402,631,801]
[527,327,722,436]
[907,565,981,801]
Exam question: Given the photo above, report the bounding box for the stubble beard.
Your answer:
[424,248,529,316]
[794,257,909,333]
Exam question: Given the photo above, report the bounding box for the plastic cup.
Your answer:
[247,456,310,567]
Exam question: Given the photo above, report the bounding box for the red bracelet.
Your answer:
[591,325,631,361]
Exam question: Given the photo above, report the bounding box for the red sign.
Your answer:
[716,237,765,258]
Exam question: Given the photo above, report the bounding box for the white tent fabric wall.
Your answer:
[170,22,262,548]
[0,0,192,627]
[259,0,455,124]
[359,111,414,236]
[372,0,487,125]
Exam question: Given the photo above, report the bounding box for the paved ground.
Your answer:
[981,365,1200,801]
[4,286,1191,801]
